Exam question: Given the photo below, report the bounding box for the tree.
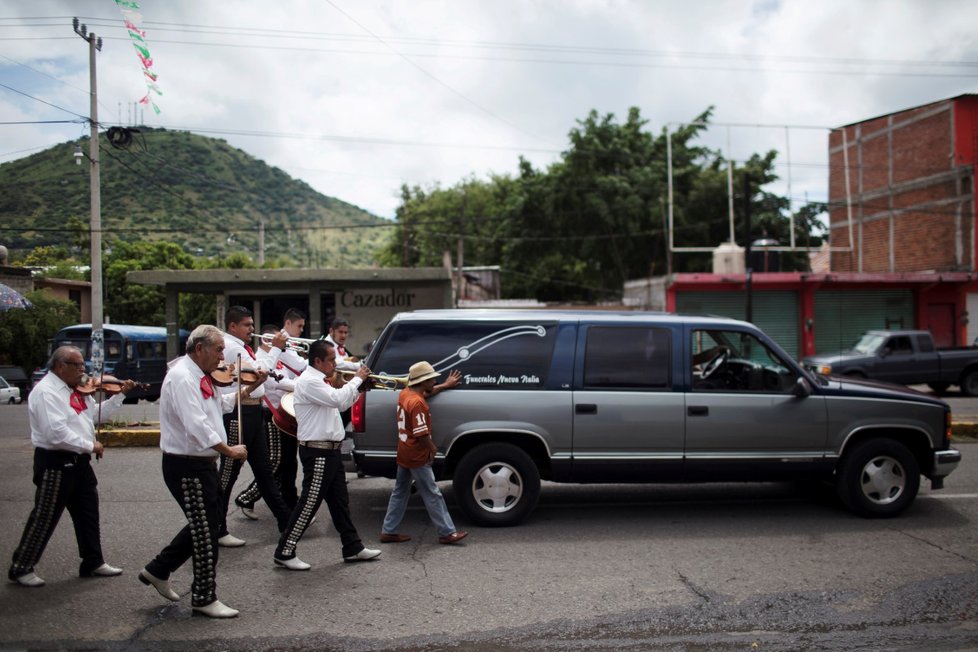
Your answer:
[378,106,826,301]
[103,240,195,325]
[0,290,79,376]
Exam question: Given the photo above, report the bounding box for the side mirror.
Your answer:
[793,376,812,398]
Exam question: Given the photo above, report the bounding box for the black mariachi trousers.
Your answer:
[8,448,106,579]
[234,407,299,511]
[145,454,222,607]
[218,404,291,534]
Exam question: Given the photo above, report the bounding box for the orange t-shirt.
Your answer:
[396,389,433,468]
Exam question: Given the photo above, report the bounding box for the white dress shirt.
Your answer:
[28,372,126,454]
[323,335,361,373]
[159,355,236,457]
[221,333,265,399]
[259,346,301,409]
[293,366,362,442]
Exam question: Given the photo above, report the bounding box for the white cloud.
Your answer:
[2,0,977,220]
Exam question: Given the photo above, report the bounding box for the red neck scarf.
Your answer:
[200,375,214,399]
[69,390,88,415]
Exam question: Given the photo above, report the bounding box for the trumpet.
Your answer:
[253,332,317,353]
[338,370,409,390]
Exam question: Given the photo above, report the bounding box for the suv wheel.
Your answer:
[453,443,541,527]
[836,438,919,518]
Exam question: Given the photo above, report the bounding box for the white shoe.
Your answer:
[138,569,179,601]
[273,556,311,571]
[239,505,258,521]
[89,563,123,577]
[193,600,239,618]
[343,547,382,563]
[11,572,45,587]
[218,534,246,547]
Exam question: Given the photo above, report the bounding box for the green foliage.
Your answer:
[0,128,391,265]
[103,240,195,325]
[379,106,826,302]
[0,290,79,376]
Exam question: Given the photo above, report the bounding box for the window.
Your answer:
[138,341,166,359]
[372,321,557,389]
[583,326,671,389]
[691,329,795,393]
[885,336,913,355]
[916,335,935,353]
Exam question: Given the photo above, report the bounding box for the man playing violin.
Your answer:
[139,324,250,618]
[217,306,292,546]
[8,346,135,587]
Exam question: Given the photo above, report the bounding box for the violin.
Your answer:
[76,374,149,396]
[209,365,282,387]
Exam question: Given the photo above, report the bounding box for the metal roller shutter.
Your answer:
[814,289,914,354]
[675,290,800,359]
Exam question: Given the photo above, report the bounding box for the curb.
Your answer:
[99,423,978,448]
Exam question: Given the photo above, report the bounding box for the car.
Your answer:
[352,309,961,526]
[0,375,22,404]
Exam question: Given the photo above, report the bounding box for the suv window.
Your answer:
[692,329,795,393]
[137,341,165,359]
[373,321,557,388]
[584,326,671,389]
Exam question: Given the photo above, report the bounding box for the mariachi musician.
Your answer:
[216,306,291,546]
[234,320,304,514]
[8,346,135,587]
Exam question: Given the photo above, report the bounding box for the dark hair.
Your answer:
[330,318,350,330]
[261,324,280,335]
[225,305,252,328]
[283,308,307,323]
[308,339,333,364]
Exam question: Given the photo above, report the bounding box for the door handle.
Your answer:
[575,404,597,415]
[687,405,709,416]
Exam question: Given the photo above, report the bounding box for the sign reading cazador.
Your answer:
[340,289,416,309]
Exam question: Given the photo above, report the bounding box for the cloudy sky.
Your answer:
[2,0,977,223]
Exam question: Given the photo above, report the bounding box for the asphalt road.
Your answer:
[0,401,976,651]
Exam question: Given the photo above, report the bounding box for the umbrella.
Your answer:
[0,283,32,312]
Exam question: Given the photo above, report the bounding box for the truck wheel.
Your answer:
[959,370,978,396]
[453,443,541,527]
[927,382,950,395]
[836,438,919,518]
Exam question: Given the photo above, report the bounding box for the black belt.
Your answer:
[36,448,91,463]
[298,440,344,450]
[163,452,218,463]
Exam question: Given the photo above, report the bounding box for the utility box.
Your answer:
[712,242,745,274]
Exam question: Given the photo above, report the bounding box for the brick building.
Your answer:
[828,94,978,273]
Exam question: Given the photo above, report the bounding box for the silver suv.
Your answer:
[352,310,961,526]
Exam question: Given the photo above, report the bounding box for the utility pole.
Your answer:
[744,173,753,326]
[73,18,104,377]
[258,218,265,266]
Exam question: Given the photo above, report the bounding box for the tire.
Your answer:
[836,438,919,518]
[453,442,541,527]
[7,397,14,404]
[959,369,978,397]
[927,382,950,395]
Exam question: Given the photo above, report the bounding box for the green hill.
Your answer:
[0,127,393,266]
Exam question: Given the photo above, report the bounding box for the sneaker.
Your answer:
[343,547,382,563]
[218,534,246,547]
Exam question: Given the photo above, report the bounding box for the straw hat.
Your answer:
[407,361,440,386]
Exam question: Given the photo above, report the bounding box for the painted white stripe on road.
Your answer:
[921,493,978,500]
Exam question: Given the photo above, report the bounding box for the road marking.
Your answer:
[921,493,978,500]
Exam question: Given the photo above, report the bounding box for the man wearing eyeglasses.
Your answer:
[7,346,134,587]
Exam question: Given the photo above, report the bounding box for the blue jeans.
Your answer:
[381,465,456,537]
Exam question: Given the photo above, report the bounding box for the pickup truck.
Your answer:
[351,310,961,526]
[802,330,978,395]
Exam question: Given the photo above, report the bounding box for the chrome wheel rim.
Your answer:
[859,455,906,505]
[471,461,524,513]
